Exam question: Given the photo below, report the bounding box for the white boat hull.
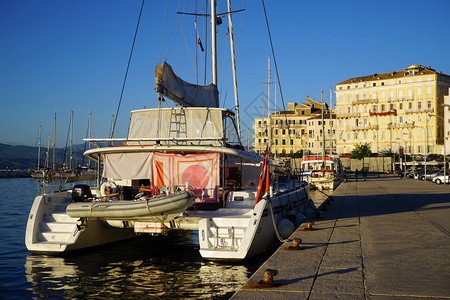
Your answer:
[198,186,313,260]
[25,192,136,254]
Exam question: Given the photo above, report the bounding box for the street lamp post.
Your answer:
[429,113,446,184]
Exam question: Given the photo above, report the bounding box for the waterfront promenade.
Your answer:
[232,174,450,299]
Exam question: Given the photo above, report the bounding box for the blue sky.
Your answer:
[1,0,450,148]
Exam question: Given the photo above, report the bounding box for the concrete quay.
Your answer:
[232,174,450,299]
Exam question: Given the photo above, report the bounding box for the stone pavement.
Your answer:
[232,174,450,299]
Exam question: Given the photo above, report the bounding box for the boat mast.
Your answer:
[88,108,92,169]
[52,112,56,171]
[210,0,218,86]
[266,55,271,155]
[329,87,333,155]
[321,91,326,169]
[37,125,42,171]
[70,110,73,170]
[274,72,277,160]
[226,0,240,139]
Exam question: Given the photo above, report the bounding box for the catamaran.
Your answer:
[25,1,316,260]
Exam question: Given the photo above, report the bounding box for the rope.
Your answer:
[158,0,168,63]
[176,10,198,83]
[111,0,145,139]
[261,0,298,163]
[267,197,289,243]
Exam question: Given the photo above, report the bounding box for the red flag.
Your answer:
[197,36,204,52]
[255,145,270,206]
[195,20,204,52]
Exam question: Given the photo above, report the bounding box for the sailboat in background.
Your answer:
[25,1,317,260]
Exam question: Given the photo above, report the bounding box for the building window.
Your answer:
[275,139,278,145]
[372,105,377,112]
[399,103,403,110]
[408,102,413,110]
[282,139,286,145]
[373,83,376,87]
[372,92,377,99]
[354,132,358,139]
[418,87,422,95]
[381,82,385,86]
[282,129,286,135]
[417,102,422,110]
[399,90,404,99]
[407,88,413,99]
[381,104,385,111]
[427,87,432,94]
[290,139,293,145]
[427,101,432,109]
[389,103,394,110]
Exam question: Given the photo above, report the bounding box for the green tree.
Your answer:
[292,150,303,158]
[351,143,371,160]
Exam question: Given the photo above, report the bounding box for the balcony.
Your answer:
[387,122,416,129]
[350,124,379,130]
[404,108,434,114]
[353,98,378,104]
[336,112,361,118]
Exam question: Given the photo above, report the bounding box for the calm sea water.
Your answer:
[0,178,271,299]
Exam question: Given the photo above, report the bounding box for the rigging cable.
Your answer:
[111,0,145,139]
[262,0,298,167]
[158,0,168,63]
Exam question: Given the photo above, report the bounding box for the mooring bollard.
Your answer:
[299,222,316,231]
[287,238,303,250]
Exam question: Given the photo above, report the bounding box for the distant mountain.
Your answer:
[0,143,88,170]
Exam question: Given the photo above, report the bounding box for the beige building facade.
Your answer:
[253,97,336,156]
[335,64,450,156]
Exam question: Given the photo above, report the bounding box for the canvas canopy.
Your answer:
[154,62,219,108]
[127,108,224,146]
[102,152,220,203]
[103,153,153,179]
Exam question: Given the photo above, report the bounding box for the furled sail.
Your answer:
[154,62,219,108]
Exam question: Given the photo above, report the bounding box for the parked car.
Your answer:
[432,171,450,184]
[419,169,442,181]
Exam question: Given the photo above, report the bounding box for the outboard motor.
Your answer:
[72,184,92,202]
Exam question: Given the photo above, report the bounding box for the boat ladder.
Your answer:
[169,107,187,144]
